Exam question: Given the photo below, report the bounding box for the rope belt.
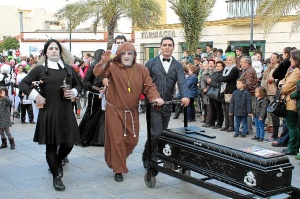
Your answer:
[106,101,137,138]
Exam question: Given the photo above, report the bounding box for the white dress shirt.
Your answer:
[160,55,172,73]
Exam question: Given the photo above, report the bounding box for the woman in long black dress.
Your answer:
[19,39,81,191]
[78,49,106,146]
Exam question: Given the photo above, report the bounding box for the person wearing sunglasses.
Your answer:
[93,42,164,182]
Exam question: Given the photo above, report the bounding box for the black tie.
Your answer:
[163,58,170,62]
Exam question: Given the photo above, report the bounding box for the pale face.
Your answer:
[240,58,248,69]
[183,52,189,57]
[254,89,260,98]
[121,50,134,67]
[196,49,202,54]
[235,50,242,56]
[290,56,296,67]
[46,42,60,62]
[115,39,125,45]
[188,68,193,75]
[202,63,208,70]
[257,54,261,61]
[282,50,288,59]
[216,63,224,72]
[160,39,174,58]
[270,54,278,64]
[225,57,235,66]
[206,46,211,53]
[236,81,244,90]
[208,61,215,70]
[18,66,23,73]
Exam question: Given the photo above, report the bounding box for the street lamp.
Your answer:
[69,20,72,52]
[250,0,254,48]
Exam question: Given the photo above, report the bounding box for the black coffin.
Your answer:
[156,126,294,198]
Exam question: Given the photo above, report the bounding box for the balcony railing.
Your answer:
[226,0,260,18]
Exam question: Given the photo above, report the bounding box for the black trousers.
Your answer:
[20,103,34,123]
[46,144,73,177]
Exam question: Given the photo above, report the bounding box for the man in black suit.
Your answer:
[142,37,190,166]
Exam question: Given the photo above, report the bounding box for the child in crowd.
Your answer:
[251,55,263,81]
[0,87,15,149]
[229,78,252,138]
[251,86,268,142]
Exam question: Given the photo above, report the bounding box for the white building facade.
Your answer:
[134,0,300,64]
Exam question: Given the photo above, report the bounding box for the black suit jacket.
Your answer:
[145,56,188,101]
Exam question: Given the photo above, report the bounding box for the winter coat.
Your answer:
[240,66,257,96]
[0,96,12,128]
[218,66,239,94]
[261,63,278,96]
[208,70,224,102]
[186,74,198,98]
[253,97,268,119]
[290,80,300,109]
[272,58,291,87]
[229,89,252,116]
[200,69,210,104]
[280,67,300,112]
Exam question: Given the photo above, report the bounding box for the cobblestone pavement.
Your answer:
[1,112,299,199]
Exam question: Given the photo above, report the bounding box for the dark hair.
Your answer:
[208,59,215,65]
[43,39,70,77]
[93,49,105,65]
[255,86,267,98]
[206,43,213,49]
[283,47,292,58]
[0,86,8,96]
[217,49,223,54]
[272,52,280,63]
[290,49,300,68]
[213,48,218,52]
[114,35,127,43]
[183,49,189,54]
[237,78,246,85]
[160,37,174,47]
[235,46,243,52]
[216,60,225,68]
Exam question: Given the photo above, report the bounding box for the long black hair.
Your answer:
[43,39,71,77]
[93,49,105,65]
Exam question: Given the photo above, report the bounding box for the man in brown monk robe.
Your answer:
[93,42,164,182]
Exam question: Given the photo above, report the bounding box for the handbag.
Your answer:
[224,93,232,103]
[267,88,287,117]
[207,87,220,100]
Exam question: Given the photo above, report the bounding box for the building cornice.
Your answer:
[132,15,296,31]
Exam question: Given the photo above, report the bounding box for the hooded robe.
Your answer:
[93,42,161,173]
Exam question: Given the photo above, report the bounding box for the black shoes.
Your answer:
[257,138,264,142]
[58,164,63,178]
[272,142,286,147]
[114,173,123,182]
[202,124,211,128]
[281,148,297,155]
[53,176,65,191]
[220,127,228,131]
[226,127,234,132]
[212,125,222,129]
[251,136,259,140]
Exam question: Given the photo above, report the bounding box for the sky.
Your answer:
[1,0,77,13]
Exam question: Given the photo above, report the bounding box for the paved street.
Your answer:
[1,112,300,199]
